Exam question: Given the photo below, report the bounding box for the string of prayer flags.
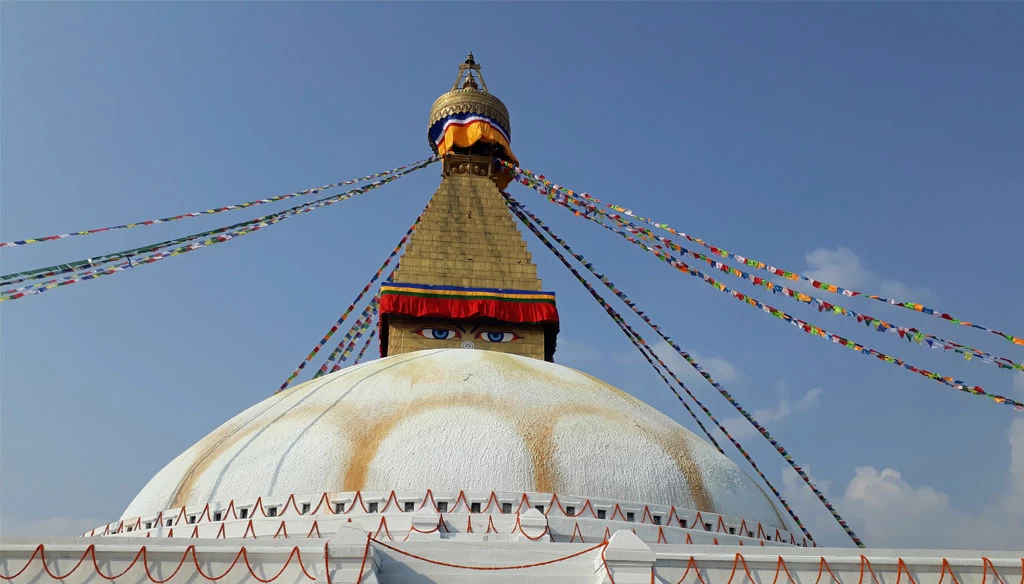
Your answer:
[329,302,379,374]
[314,296,380,378]
[1,157,428,286]
[2,216,271,292]
[1,213,289,302]
[352,327,378,366]
[317,309,374,377]
[510,185,1024,412]
[276,205,427,393]
[505,193,865,547]
[0,157,436,248]
[514,175,1022,373]
[2,222,245,287]
[500,160,1024,348]
[1,160,432,304]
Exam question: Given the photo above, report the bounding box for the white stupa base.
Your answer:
[2,528,1021,584]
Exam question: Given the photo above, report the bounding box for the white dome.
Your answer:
[122,349,787,528]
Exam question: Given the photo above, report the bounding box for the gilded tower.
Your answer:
[379,54,559,361]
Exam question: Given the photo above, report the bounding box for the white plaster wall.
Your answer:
[365,407,535,492]
[2,535,1021,584]
[552,415,697,510]
[686,434,789,529]
[198,415,355,504]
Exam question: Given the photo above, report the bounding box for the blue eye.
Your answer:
[476,331,521,343]
[413,327,461,340]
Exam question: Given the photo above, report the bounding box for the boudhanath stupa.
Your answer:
[1,55,1021,584]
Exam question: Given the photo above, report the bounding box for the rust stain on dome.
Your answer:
[339,391,508,490]
[167,414,268,509]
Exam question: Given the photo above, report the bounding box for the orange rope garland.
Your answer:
[601,546,615,584]
[938,559,963,584]
[860,555,882,584]
[511,515,550,540]
[772,556,797,584]
[815,557,843,584]
[19,540,1003,584]
[53,504,1023,584]
[0,544,318,582]
[726,553,757,584]
[983,558,1008,584]
[370,538,606,571]
[323,543,332,584]
[355,534,371,584]
[102,488,803,545]
[675,556,706,584]
[896,558,920,584]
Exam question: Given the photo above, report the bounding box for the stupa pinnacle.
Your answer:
[380,55,557,361]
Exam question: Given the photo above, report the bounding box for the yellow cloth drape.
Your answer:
[435,121,518,164]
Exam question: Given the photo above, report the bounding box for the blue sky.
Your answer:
[2,2,1022,549]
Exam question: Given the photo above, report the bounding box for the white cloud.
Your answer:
[804,247,874,289]
[721,382,823,439]
[782,463,832,498]
[651,341,741,385]
[0,515,105,538]
[782,418,1024,550]
[993,418,1024,515]
[840,467,969,547]
[691,354,741,384]
[799,247,937,305]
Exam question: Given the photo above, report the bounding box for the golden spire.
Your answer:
[380,55,556,362]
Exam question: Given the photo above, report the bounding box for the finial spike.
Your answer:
[454,52,486,91]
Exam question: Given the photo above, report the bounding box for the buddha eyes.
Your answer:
[413,327,462,340]
[475,331,521,343]
[412,327,520,343]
